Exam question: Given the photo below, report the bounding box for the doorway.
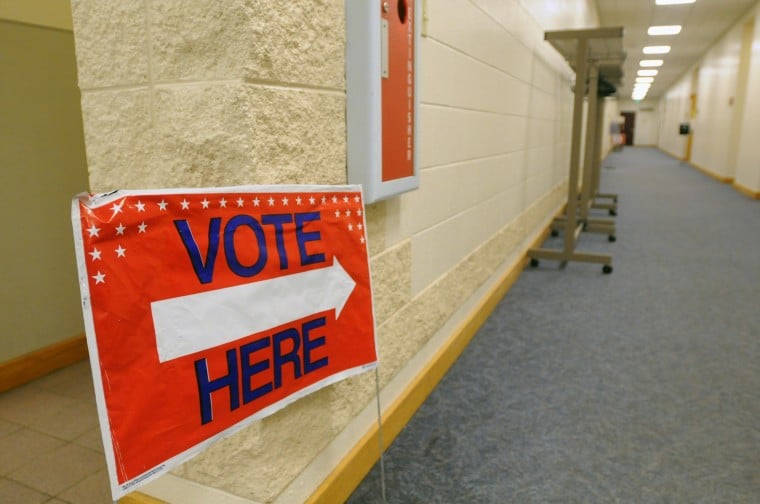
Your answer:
[621,112,636,146]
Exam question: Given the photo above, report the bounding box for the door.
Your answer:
[685,93,697,161]
[621,111,636,146]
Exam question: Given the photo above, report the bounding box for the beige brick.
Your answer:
[326,372,377,431]
[364,201,388,257]
[80,83,346,191]
[151,83,255,187]
[150,0,345,89]
[240,86,346,185]
[71,0,149,88]
[370,241,412,326]
[80,88,153,192]
[174,388,338,502]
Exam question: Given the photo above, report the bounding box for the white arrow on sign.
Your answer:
[151,257,356,363]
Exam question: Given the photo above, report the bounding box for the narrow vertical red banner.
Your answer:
[381,0,415,182]
[71,185,377,500]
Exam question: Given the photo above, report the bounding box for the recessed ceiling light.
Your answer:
[643,46,671,54]
[636,77,655,83]
[656,0,695,5]
[648,25,682,36]
[638,69,659,76]
[640,60,664,67]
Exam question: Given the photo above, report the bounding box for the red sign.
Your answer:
[381,0,415,182]
[71,185,377,499]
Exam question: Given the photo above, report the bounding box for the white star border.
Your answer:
[80,191,369,286]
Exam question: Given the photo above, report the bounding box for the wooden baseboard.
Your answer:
[733,181,760,199]
[306,226,552,504]
[120,493,167,504]
[658,148,756,194]
[689,161,734,184]
[0,335,88,393]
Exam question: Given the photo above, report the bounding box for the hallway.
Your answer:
[0,147,757,503]
[350,147,760,503]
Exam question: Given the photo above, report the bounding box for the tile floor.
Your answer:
[0,361,113,503]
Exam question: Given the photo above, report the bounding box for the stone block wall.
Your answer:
[70,1,595,501]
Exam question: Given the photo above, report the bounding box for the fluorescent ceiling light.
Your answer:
[643,46,671,54]
[648,25,682,36]
[656,0,695,5]
[638,69,659,76]
[636,77,655,83]
[640,60,664,67]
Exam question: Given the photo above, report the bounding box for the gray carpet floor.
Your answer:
[349,147,760,503]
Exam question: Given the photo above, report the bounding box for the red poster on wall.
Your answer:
[381,0,415,182]
[346,0,420,203]
[71,185,377,500]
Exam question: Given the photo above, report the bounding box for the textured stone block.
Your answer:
[80,88,153,191]
[364,201,388,257]
[326,372,377,431]
[240,86,346,185]
[151,83,254,187]
[150,0,345,89]
[370,242,412,326]
[80,83,346,190]
[174,387,338,502]
[70,0,149,88]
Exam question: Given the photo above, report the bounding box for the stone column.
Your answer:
[70,1,368,501]
[71,0,346,192]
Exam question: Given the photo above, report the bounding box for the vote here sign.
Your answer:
[70,185,377,500]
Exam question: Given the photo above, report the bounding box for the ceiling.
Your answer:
[595,0,758,100]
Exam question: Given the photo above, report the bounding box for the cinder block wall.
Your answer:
[70,1,596,501]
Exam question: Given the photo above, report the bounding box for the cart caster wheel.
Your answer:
[530,258,540,268]
[551,229,559,237]
[609,209,617,216]
[608,235,616,242]
[602,264,613,274]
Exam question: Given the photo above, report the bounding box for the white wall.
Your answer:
[690,25,742,178]
[658,0,760,193]
[397,0,589,296]
[520,0,599,30]
[618,100,660,146]
[601,98,621,155]
[636,109,659,146]
[735,8,760,192]
[658,76,691,159]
